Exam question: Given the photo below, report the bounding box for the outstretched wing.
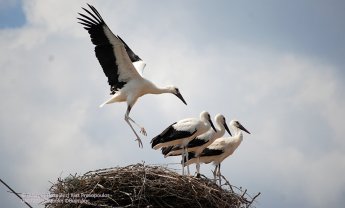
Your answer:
[78,4,144,94]
[117,35,146,75]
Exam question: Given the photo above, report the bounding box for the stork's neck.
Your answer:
[145,81,172,95]
[214,123,225,137]
[229,132,243,148]
[232,127,243,137]
[152,86,172,94]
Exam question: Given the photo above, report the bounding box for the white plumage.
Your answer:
[185,120,250,184]
[78,4,187,148]
[162,114,232,176]
[151,111,217,175]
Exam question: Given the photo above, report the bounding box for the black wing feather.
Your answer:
[88,4,104,21]
[78,13,99,25]
[86,5,143,63]
[151,123,197,148]
[78,4,142,94]
[187,137,208,148]
[200,148,224,157]
[161,146,174,156]
[117,35,142,63]
[166,136,208,154]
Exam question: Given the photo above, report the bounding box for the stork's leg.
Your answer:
[124,106,143,148]
[182,146,191,175]
[213,165,218,182]
[218,163,222,186]
[196,157,201,178]
[214,164,219,185]
[186,149,190,175]
[181,148,185,175]
[125,105,147,136]
[127,116,147,136]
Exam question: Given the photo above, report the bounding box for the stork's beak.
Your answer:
[224,122,232,136]
[209,118,217,132]
[175,92,187,105]
[238,122,251,134]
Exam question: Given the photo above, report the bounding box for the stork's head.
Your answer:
[230,120,251,134]
[200,111,217,132]
[168,86,187,105]
[216,114,232,136]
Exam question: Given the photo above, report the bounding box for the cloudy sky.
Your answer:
[1,0,345,207]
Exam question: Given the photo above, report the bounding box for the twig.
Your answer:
[136,163,147,207]
[0,179,33,208]
[241,189,247,197]
[247,192,261,207]
[221,174,234,192]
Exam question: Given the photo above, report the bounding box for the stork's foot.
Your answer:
[140,127,147,136]
[135,137,143,148]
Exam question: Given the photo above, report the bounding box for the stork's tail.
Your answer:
[99,94,119,108]
[161,146,173,156]
[99,100,109,108]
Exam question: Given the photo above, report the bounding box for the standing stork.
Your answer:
[78,4,187,148]
[151,111,217,175]
[185,120,250,185]
[162,114,232,177]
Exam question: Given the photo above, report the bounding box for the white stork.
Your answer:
[185,120,250,185]
[78,4,187,148]
[151,111,217,175]
[162,114,232,176]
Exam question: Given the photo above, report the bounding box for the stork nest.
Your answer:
[46,163,259,208]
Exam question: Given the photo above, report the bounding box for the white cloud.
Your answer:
[212,53,345,207]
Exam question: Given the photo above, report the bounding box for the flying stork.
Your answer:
[77,4,187,148]
[162,114,232,176]
[185,120,250,185]
[151,111,217,175]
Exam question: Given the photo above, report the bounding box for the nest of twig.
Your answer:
[46,163,259,208]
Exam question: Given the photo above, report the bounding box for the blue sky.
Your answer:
[1,0,345,207]
[0,0,25,28]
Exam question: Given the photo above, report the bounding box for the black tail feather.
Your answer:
[161,146,174,156]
